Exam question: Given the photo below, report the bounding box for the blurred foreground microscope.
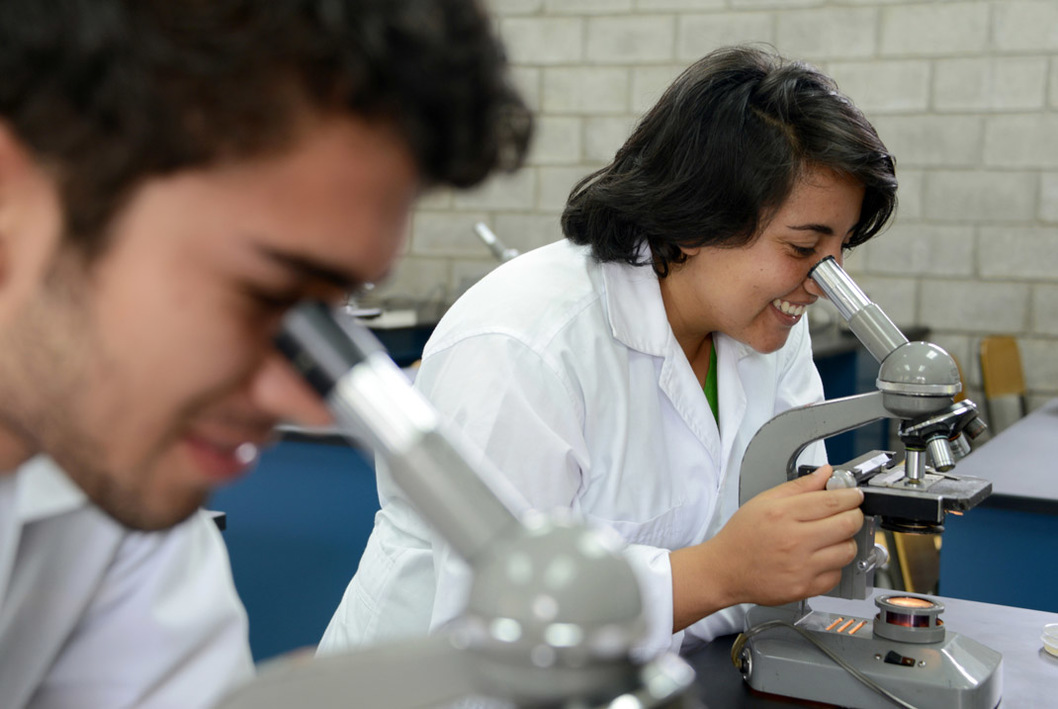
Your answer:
[734,257,1002,709]
[217,303,698,708]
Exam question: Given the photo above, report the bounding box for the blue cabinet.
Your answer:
[209,440,379,661]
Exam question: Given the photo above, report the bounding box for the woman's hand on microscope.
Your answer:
[670,465,864,632]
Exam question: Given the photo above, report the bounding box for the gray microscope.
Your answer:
[733,257,1002,709]
[216,303,699,708]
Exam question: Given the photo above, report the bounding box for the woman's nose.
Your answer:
[804,243,845,297]
[250,353,335,428]
[804,273,826,298]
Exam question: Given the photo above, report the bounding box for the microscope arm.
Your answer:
[739,391,892,505]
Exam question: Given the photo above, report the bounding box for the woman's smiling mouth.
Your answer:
[772,298,807,318]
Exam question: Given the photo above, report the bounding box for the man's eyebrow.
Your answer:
[256,244,362,291]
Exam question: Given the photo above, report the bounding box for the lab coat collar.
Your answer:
[599,250,671,357]
[599,243,755,362]
[15,456,88,524]
[599,242,754,465]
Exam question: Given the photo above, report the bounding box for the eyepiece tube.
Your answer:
[809,257,908,363]
[276,302,521,563]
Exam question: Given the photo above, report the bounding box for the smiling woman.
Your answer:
[320,45,897,662]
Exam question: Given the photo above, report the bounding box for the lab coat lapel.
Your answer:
[656,341,722,467]
[600,257,722,469]
[716,335,749,469]
[706,336,751,535]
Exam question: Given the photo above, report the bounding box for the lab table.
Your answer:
[939,398,1058,612]
[686,593,1058,708]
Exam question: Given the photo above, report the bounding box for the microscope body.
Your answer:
[734,258,1002,709]
[218,303,699,709]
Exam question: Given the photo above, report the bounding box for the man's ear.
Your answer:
[0,120,64,298]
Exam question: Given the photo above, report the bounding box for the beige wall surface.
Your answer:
[379,0,1058,411]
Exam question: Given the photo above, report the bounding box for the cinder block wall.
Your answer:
[379,0,1058,410]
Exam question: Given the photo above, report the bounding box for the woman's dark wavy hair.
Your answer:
[562,45,896,277]
[0,0,531,259]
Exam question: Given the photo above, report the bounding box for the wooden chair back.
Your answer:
[979,335,1027,434]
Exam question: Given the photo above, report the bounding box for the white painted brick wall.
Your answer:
[733,0,823,9]
[631,65,685,113]
[1050,57,1058,109]
[934,58,1047,113]
[451,170,537,211]
[894,169,924,220]
[586,15,676,64]
[920,281,1031,334]
[1038,172,1058,222]
[637,0,724,11]
[864,223,975,277]
[984,115,1058,168]
[537,166,593,212]
[978,227,1058,280]
[500,18,584,66]
[529,116,583,165]
[494,213,565,251]
[545,0,632,14]
[509,67,542,112]
[869,115,983,168]
[584,116,639,163]
[412,212,492,256]
[1020,338,1058,390]
[777,8,878,60]
[994,1,1058,52]
[1031,285,1058,337]
[485,0,542,16]
[406,0,1058,404]
[677,13,774,62]
[880,3,989,57]
[372,255,451,302]
[924,171,1036,222]
[542,67,629,114]
[827,60,931,114]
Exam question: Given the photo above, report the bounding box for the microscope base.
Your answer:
[737,605,1002,709]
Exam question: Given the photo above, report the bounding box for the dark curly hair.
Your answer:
[562,45,896,277]
[0,0,532,258]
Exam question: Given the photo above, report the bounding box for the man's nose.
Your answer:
[250,353,335,429]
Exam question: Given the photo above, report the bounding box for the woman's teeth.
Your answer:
[772,299,806,317]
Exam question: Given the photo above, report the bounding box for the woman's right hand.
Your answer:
[669,465,864,632]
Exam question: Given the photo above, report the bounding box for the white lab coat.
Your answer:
[0,456,254,708]
[319,239,826,659]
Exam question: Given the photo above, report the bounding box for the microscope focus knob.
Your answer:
[826,469,858,490]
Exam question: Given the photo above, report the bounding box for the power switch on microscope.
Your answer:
[883,651,917,668]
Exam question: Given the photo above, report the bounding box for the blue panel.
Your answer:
[209,440,381,661]
[939,506,1058,613]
